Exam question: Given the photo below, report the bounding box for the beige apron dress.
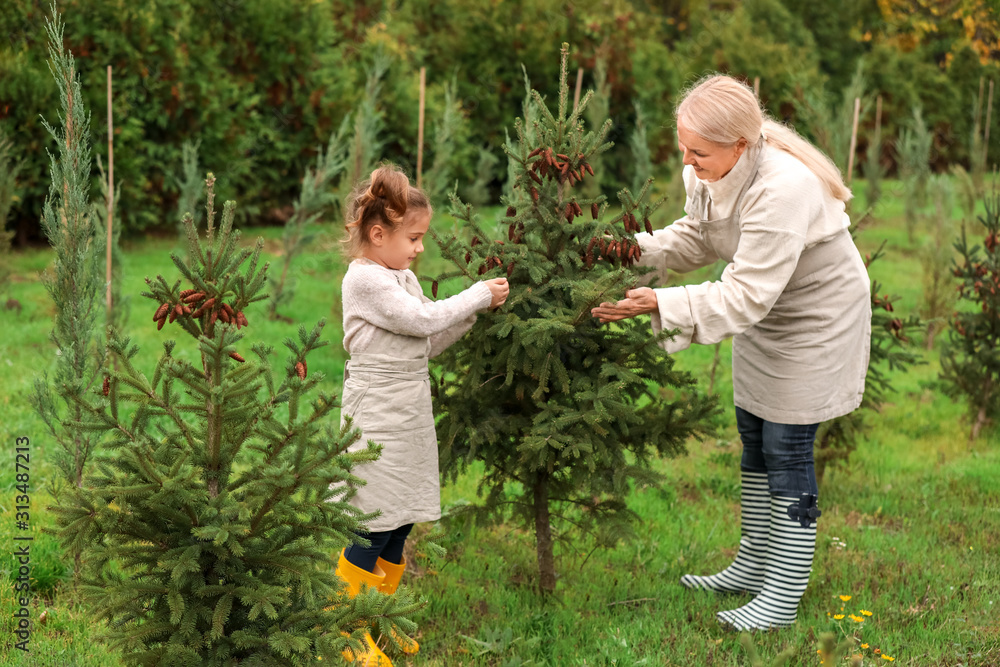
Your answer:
[340,269,444,532]
[691,146,871,425]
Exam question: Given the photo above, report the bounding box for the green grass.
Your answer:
[0,184,997,666]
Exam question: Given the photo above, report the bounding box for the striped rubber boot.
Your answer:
[680,471,769,594]
[716,495,817,631]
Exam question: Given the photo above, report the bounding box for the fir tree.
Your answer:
[898,107,933,243]
[431,45,715,592]
[173,139,203,236]
[31,3,106,494]
[941,191,1000,442]
[267,117,350,321]
[93,153,129,333]
[54,175,419,664]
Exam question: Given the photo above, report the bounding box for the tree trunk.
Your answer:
[533,472,556,593]
[970,380,993,444]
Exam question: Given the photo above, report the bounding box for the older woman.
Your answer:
[592,75,871,631]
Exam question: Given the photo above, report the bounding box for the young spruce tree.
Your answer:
[431,45,715,592]
[54,176,419,664]
[941,191,1000,442]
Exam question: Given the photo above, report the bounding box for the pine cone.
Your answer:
[157,317,166,331]
[432,281,439,298]
[237,311,248,328]
[591,202,599,220]
[192,297,215,318]
[506,261,514,277]
[102,376,110,396]
[644,217,653,235]
[153,303,169,322]
[528,147,543,159]
[229,351,246,363]
[183,291,206,304]
[295,361,306,379]
[507,206,516,218]
[179,289,197,299]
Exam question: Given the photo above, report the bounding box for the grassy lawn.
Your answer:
[0,179,997,665]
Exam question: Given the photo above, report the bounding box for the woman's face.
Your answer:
[677,118,747,182]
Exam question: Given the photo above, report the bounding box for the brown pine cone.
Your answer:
[153,303,169,322]
[179,289,197,298]
[644,217,653,234]
[432,281,439,298]
[295,361,306,379]
[229,351,246,363]
[102,376,110,396]
[192,298,215,318]
[591,202,599,220]
[183,291,206,304]
[507,206,516,218]
[237,312,248,328]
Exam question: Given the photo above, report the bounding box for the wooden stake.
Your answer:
[874,94,882,146]
[753,76,760,98]
[984,79,994,168]
[416,67,426,189]
[573,67,583,111]
[975,76,985,132]
[846,97,860,185]
[106,65,113,314]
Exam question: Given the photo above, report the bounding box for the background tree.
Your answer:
[897,107,933,243]
[173,139,202,236]
[940,191,1000,442]
[30,4,106,504]
[431,45,716,593]
[921,175,958,349]
[266,117,349,322]
[54,176,420,664]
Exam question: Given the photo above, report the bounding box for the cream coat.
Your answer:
[635,141,871,424]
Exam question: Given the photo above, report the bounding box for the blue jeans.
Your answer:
[736,407,819,497]
[344,523,413,572]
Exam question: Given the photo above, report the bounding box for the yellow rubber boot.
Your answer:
[335,550,393,666]
[375,557,419,654]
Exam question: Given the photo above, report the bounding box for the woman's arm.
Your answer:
[595,175,818,353]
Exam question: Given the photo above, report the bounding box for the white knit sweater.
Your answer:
[341,259,493,358]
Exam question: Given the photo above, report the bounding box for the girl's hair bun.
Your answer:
[342,163,432,258]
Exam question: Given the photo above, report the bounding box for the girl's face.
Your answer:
[364,208,431,270]
[676,117,747,183]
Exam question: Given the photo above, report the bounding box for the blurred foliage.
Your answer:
[1,0,998,243]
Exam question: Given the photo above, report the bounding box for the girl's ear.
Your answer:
[368,224,386,246]
[734,137,748,158]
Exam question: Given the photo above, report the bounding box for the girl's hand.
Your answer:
[591,287,658,323]
[485,278,510,309]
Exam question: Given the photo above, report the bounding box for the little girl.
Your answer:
[336,164,508,664]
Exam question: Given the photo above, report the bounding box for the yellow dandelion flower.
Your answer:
[861,644,870,649]
[839,595,852,602]
[834,614,845,620]
[882,656,895,662]
[861,609,873,616]
[850,614,864,622]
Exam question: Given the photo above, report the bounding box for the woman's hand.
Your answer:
[485,278,510,309]
[591,287,658,323]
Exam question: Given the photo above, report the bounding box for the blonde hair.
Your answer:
[343,164,432,258]
[676,75,852,202]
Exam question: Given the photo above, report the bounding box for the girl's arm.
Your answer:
[343,265,492,340]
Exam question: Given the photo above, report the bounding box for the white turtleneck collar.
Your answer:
[701,139,765,217]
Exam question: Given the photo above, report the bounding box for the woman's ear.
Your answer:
[734,137,748,158]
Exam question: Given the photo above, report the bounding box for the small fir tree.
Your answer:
[941,191,1000,442]
[340,52,389,204]
[0,127,22,293]
[921,175,957,349]
[432,45,715,592]
[267,117,350,321]
[54,176,419,664]
[463,145,500,208]
[864,100,885,212]
[173,139,203,236]
[423,79,466,207]
[31,3,107,495]
[897,106,933,243]
[630,101,653,195]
